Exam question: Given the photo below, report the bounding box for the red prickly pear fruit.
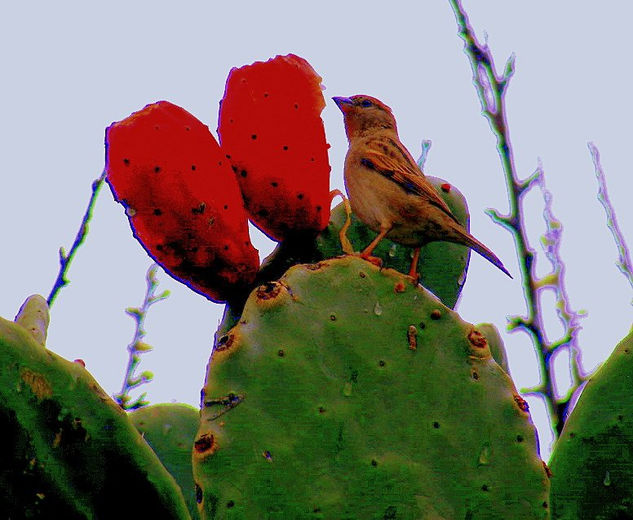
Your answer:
[218,54,331,241]
[105,101,259,303]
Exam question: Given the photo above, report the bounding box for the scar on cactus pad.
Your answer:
[105,100,259,303]
[218,53,331,241]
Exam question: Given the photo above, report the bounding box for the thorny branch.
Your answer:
[449,0,585,436]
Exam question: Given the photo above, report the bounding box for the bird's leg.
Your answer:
[329,189,354,254]
[360,226,391,267]
[408,247,421,284]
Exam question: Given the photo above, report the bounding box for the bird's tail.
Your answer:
[451,223,512,278]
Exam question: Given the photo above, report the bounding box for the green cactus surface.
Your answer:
[196,256,549,519]
[549,329,633,519]
[14,294,50,347]
[131,403,201,520]
[0,298,191,519]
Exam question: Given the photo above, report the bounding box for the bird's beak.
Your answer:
[332,96,353,113]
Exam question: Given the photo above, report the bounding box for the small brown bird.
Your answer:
[333,94,511,280]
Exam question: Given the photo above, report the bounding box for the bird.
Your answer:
[332,94,511,281]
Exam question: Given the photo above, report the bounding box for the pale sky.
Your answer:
[1,1,631,460]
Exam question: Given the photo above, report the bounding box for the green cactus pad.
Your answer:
[196,256,548,519]
[14,294,50,347]
[0,310,191,519]
[549,329,633,519]
[131,403,201,520]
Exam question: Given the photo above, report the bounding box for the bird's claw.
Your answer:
[359,253,383,268]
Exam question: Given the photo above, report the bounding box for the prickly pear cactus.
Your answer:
[195,256,549,519]
[216,176,473,339]
[0,296,191,519]
[131,403,201,519]
[549,329,633,519]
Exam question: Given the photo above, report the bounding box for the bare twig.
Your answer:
[114,264,169,410]
[525,168,585,418]
[449,0,584,436]
[417,139,433,170]
[47,171,107,307]
[588,142,633,296]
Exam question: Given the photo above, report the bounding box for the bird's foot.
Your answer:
[407,264,420,285]
[358,253,383,268]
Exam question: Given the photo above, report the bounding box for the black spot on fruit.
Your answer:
[192,203,206,215]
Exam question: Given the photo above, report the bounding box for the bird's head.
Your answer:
[332,95,397,139]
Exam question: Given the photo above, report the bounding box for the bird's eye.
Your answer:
[360,99,373,108]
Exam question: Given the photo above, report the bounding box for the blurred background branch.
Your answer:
[47,171,106,307]
[588,142,633,299]
[114,264,169,410]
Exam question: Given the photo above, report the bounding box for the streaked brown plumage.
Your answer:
[332,94,511,280]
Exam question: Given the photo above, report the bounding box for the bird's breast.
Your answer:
[344,150,418,233]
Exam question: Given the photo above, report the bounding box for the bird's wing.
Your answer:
[361,136,459,222]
